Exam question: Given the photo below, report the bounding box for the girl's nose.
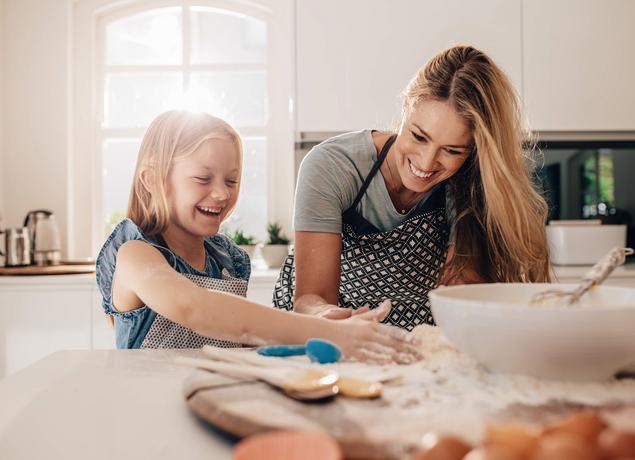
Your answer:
[210,184,230,202]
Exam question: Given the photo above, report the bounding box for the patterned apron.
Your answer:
[273,135,449,330]
[141,269,247,348]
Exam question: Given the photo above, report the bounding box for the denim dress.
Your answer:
[96,219,251,349]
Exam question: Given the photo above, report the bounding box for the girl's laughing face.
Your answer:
[165,138,240,239]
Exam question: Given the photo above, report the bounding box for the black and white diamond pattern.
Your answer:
[273,209,449,331]
[141,270,247,349]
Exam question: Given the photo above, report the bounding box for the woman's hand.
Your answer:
[322,301,423,365]
[295,297,390,322]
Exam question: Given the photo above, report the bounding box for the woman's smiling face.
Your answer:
[392,99,473,194]
[165,138,241,239]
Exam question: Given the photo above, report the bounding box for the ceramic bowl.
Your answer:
[429,283,635,381]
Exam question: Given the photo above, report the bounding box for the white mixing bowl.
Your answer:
[429,283,635,381]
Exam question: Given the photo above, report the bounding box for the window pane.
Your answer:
[190,72,266,127]
[104,73,183,128]
[223,137,267,240]
[106,7,182,65]
[102,139,141,236]
[190,7,266,65]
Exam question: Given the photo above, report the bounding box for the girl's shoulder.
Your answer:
[204,234,251,280]
[95,219,157,314]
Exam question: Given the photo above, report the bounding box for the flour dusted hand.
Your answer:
[326,301,424,365]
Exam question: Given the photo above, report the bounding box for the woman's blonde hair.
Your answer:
[127,110,242,236]
[403,46,550,283]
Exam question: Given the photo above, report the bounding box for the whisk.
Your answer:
[530,247,634,306]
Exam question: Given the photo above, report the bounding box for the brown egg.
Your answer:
[597,429,635,459]
[414,433,472,460]
[484,423,540,458]
[532,433,599,460]
[463,445,525,460]
[542,410,607,443]
[233,430,342,460]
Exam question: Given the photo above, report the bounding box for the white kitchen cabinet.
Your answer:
[296,0,522,132]
[522,0,635,131]
[0,280,94,378]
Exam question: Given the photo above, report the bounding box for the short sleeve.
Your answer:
[293,144,359,234]
[206,234,251,280]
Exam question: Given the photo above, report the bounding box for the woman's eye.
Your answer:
[412,131,426,142]
[194,176,210,183]
[444,148,463,156]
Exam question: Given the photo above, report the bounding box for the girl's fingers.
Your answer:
[350,347,394,365]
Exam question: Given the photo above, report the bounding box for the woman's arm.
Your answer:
[293,231,370,319]
[112,240,416,362]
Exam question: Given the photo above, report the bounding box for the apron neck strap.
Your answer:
[348,133,397,211]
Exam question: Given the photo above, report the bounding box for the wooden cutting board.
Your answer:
[183,369,635,460]
[0,264,96,276]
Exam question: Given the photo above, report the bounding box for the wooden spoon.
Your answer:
[176,356,339,401]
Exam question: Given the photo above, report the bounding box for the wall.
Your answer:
[0,0,5,225]
[1,0,72,255]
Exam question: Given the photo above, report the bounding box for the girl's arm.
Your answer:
[112,240,420,362]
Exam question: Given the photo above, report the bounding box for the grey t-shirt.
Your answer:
[294,130,454,236]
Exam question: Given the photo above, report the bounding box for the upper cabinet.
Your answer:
[522,0,635,131]
[295,0,522,132]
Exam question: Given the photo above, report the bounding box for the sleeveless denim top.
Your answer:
[96,219,251,349]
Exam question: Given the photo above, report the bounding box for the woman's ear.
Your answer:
[139,168,155,194]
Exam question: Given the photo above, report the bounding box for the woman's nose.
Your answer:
[418,145,441,169]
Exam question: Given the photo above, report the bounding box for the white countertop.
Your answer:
[0,263,634,287]
[0,349,234,460]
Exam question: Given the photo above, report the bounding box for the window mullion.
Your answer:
[183,3,191,91]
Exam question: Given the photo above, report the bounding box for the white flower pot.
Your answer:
[260,244,290,268]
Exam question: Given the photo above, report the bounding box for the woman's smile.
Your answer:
[407,159,438,180]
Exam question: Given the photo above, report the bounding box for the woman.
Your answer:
[273,45,550,330]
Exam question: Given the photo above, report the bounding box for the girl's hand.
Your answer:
[325,301,424,365]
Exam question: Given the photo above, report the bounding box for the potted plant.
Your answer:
[260,223,291,268]
[227,229,258,260]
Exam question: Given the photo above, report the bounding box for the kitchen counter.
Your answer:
[0,263,634,288]
[0,349,234,460]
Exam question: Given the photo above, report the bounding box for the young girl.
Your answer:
[96,110,420,364]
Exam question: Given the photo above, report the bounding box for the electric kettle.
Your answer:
[23,209,61,266]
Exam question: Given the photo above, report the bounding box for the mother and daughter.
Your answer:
[96,45,550,361]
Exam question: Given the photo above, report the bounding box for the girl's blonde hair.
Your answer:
[127,110,243,235]
[403,46,550,283]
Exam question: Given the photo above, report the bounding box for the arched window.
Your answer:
[73,0,294,255]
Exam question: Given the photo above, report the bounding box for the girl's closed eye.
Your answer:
[194,176,211,183]
[226,178,239,187]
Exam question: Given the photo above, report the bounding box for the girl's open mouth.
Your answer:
[196,206,222,217]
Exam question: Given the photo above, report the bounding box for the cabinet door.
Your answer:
[523,0,635,131]
[0,288,92,378]
[296,0,522,132]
